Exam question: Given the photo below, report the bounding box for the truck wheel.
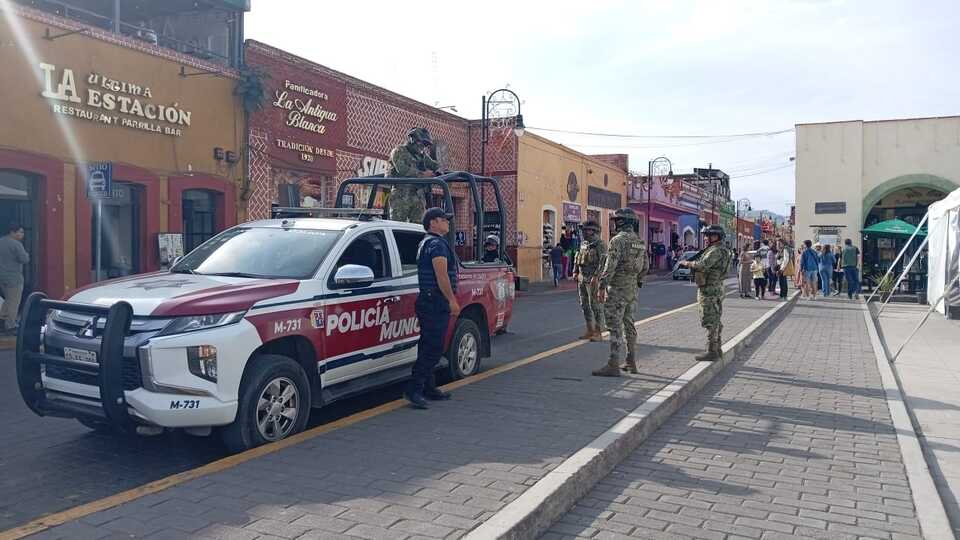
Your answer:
[220,355,311,453]
[447,318,482,380]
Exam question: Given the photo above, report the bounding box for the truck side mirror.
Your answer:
[333,264,375,288]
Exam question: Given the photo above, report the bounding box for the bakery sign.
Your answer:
[272,79,339,135]
[39,62,192,137]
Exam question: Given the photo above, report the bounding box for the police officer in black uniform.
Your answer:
[405,207,460,409]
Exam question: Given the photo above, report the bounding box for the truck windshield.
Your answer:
[172,227,341,279]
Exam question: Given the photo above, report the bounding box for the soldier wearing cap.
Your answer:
[572,220,606,341]
[406,207,459,409]
[593,208,648,377]
[680,225,733,361]
[388,128,440,223]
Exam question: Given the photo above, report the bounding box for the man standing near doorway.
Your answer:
[841,238,861,299]
[0,223,29,334]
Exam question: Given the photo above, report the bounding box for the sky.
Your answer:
[246,0,960,216]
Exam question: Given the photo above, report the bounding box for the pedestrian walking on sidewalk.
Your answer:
[751,254,766,300]
[680,225,733,361]
[593,208,648,377]
[405,208,457,410]
[0,223,29,334]
[777,240,792,299]
[833,243,845,295]
[738,247,753,298]
[841,238,862,299]
[800,240,819,299]
[819,244,836,298]
[573,220,606,341]
[549,244,564,286]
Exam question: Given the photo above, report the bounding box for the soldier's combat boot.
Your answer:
[592,358,622,377]
[621,351,639,374]
[694,340,720,362]
[589,327,605,342]
[579,322,595,340]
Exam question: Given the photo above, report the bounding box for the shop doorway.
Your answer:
[862,186,946,294]
[182,189,218,253]
[0,170,38,296]
[91,183,142,281]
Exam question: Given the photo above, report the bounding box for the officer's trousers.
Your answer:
[409,289,451,394]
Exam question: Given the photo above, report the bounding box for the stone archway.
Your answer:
[862,174,959,222]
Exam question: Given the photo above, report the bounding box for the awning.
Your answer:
[862,218,927,237]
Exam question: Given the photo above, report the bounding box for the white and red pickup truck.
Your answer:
[16,173,515,452]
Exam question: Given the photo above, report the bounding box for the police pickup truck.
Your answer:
[16,173,514,452]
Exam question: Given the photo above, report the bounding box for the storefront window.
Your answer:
[182,189,218,254]
[91,183,141,280]
[0,170,37,290]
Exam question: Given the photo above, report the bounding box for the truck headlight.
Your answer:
[158,312,245,337]
[187,345,218,382]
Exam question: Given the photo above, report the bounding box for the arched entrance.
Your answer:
[861,174,959,292]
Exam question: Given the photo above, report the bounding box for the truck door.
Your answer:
[321,230,417,384]
[388,228,426,365]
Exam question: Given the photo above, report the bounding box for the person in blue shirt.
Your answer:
[818,244,837,298]
[799,239,820,300]
[406,207,459,410]
[549,244,564,286]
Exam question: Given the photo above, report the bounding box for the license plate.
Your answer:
[64,347,98,364]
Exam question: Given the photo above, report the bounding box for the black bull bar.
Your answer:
[16,292,135,429]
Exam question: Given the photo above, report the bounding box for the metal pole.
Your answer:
[480,95,486,175]
[647,160,652,249]
[95,199,103,282]
[113,0,121,33]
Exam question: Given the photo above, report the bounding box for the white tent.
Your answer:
[926,186,960,315]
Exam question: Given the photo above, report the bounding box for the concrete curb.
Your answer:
[862,303,956,540]
[465,292,800,540]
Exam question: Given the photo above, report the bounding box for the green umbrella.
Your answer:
[862,218,926,237]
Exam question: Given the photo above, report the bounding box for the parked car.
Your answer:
[672,250,701,280]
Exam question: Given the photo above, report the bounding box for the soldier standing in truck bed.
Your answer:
[387,128,440,223]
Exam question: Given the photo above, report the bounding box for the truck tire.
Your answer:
[220,354,311,453]
[447,318,482,380]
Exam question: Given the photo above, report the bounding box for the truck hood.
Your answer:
[67,273,300,317]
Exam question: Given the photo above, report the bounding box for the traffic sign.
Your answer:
[86,162,113,200]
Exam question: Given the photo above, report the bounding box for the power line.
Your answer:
[528,126,795,139]
[729,163,795,179]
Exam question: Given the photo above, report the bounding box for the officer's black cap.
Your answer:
[422,207,453,230]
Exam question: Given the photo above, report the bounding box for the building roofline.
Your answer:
[520,131,630,174]
[796,114,960,127]
[246,39,466,124]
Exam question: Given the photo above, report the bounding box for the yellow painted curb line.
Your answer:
[0,301,697,540]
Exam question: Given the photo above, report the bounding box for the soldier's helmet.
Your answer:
[407,127,434,147]
[583,220,600,232]
[484,234,500,246]
[611,207,639,224]
[701,224,726,240]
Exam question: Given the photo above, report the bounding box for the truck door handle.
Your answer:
[384,296,401,304]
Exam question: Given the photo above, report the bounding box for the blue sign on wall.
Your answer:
[455,231,466,246]
[85,162,113,200]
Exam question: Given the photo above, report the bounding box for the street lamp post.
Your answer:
[480,89,525,175]
[735,198,751,255]
[646,156,672,255]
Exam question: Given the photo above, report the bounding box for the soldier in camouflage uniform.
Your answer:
[680,225,733,361]
[387,128,440,223]
[572,220,606,341]
[593,208,648,377]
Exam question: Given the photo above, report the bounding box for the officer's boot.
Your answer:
[592,357,622,377]
[621,350,639,374]
[404,379,430,410]
[423,373,452,401]
[579,322,595,340]
[694,331,721,362]
[589,326,606,342]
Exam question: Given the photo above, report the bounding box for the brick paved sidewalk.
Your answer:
[25,297,777,540]
[546,300,924,540]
